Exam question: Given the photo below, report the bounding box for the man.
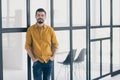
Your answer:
[25,8,58,80]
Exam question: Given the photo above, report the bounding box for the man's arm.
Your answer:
[50,47,58,61]
[50,28,59,61]
[25,28,38,62]
[26,48,38,62]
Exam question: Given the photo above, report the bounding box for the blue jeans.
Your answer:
[33,60,53,80]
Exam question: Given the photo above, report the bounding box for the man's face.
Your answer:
[35,12,46,24]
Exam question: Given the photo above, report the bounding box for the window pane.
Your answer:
[54,31,70,80]
[73,30,86,50]
[113,28,120,71]
[2,0,26,28]
[56,31,70,52]
[91,0,100,26]
[113,0,120,25]
[102,0,110,25]
[54,0,69,27]
[73,30,86,80]
[91,41,100,79]
[102,40,110,74]
[3,33,27,80]
[73,0,86,26]
[91,28,110,39]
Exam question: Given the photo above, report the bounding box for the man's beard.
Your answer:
[37,19,44,24]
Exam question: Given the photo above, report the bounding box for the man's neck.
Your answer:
[37,23,44,28]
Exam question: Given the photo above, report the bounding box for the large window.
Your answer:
[0,0,120,80]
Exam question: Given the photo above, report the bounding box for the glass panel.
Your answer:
[102,40,110,74]
[91,41,100,79]
[3,33,27,80]
[30,0,50,25]
[113,0,120,25]
[90,0,100,26]
[102,0,110,25]
[54,0,69,27]
[73,0,86,26]
[91,28,110,39]
[73,30,86,50]
[2,0,26,28]
[73,30,86,80]
[113,28,120,71]
[54,31,70,80]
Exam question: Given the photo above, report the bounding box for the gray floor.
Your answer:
[100,74,120,80]
[3,69,120,80]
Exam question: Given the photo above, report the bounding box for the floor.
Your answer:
[3,69,120,80]
[100,74,120,80]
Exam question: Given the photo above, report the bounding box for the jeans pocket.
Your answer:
[33,61,39,68]
[49,58,54,62]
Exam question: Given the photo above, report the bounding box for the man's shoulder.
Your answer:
[45,24,51,28]
[27,24,36,30]
[45,24,54,30]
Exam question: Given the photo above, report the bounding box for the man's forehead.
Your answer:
[37,12,45,14]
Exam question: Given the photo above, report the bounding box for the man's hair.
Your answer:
[35,8,46,15]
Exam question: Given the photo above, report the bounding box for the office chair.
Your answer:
[74,48,86,63]
[56,49,77,80]
[73,48,86,80]
[58,49,77,65]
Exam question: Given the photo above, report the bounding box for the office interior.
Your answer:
[0,0,120,80]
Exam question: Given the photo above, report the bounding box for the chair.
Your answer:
[58,49,77,65]
[74,48,86,63]
[55,49,77,80]
[73,48,86,80]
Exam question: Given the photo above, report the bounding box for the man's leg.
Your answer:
[33,61,42,80]
[43,60,53,80]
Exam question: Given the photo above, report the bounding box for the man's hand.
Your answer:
[33,58,39,63]
[49,56,55,61]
